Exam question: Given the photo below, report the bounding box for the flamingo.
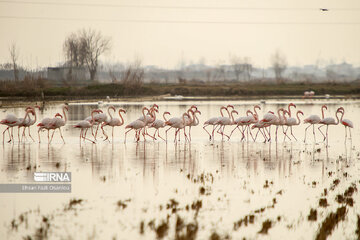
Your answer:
[1,109,34,143]
[149,111,171,141]
[283,110,304,141]
[101,106,126,142]
[303,105,327,143]
[338,107,354,139]
[230,106,260,141]
[74,109,102,143]
[318,107,343,143]
[259,110,278,141]
[215,109,238,141]
[203,106,229,140]
[19,105,40,142]
[138,105,158,140]
[251,121,271,142]
[37,115,58,143]
[188,109,201,141]
[124,107,150,143]
[165,112,190,143]
[49,105,69,144]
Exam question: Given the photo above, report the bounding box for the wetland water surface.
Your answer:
[1,99,360,239]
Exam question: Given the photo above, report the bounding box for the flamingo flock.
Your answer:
[0,103,354,144]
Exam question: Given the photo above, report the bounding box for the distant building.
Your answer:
[47,67,88,82]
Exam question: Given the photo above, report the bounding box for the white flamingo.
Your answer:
[338,107,354,139]
[101,106,126,142]
[149,111,171,141]
[165,112,190,143]
[203,105,228,140]
[283,110,304,141]
[74,109,102,143]
[251,121,271,142]
[303,105,327,142]
[188,109,201,141]
[1,109,34,143]
[318,107,343,143]
[124,107,150,143]
[49,105,68,144]
[19,105,40,142]
[215,109,238,141]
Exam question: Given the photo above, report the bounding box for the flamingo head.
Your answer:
[109,106,116,111]
[195,110,201,115]
[190,105,197,110]
[119,108,126,114]
[336,107,344,113]
[289,103,296,108]
[152,104,159,110]
[227,105,234,109]
[268,111,274,114]
[254,105,261,110]
[321,105,327,110]
[231,110,239,115]
[63,105,69,111]
[55,113,63,118]
[298,110,304,116]
[164,111,171,116]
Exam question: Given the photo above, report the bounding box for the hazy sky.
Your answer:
[1,0,360,69]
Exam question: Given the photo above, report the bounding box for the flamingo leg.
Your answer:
[59,128,65,144]
[183,128,189,142]
[248,126,255,141]
[28,127,35,142]
[80,129,83,142]
[318,125,326,141]
[326,125,329,144]
[83,129,96,143]
[47,130,50,144]
[50,129,56,143]
[124,129,132,143]
[101,124,109,142]
[313,125,316,142]
[165,127,172,142]
[189,126,192,141]
[304,124,311,142]
[112,127,114,142]
[157,129,165,141]
[203,125,212,140]
[212,125,219,140]
[2,127,10,144]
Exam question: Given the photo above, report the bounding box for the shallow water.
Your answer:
[0,99,359,239]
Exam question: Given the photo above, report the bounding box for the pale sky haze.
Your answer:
[0,0,360,69]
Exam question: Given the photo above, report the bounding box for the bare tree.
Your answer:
[9,43,19,81]
[63,28,111,81]
[271,50,287,84]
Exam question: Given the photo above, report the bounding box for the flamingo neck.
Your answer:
[63,106,67,123]
[108,107,114,121]
[321,106,326,119]
[118,110,124,125]
[253,107,259,119]
[163,112,169,122]
[220,107,226,117]
[21,110,31,124]
[335,111,342,125]
[296,112,301,125]
[193,112,199,125]
[90,111,97,126]
[187,109,194,122]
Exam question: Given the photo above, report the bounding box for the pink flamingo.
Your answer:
[188,109,201,141]
[74,109,102,143]
[37,115,57,143]
[1,109,34,143]
[203,105,230,141]
[19,105,40,142]
[283,110,304,141]
[165,112,190,143]
[338,107,354,139]
[101,106,126,142]
[230,106,260,141]
[318,107,343,143]
[215,109,238,141]
[138,105,158,140]
[125,107,150,143]
[303,105,327,143]
[251,121,271,142]
[149,111,171,141]
[259,110,279,141]
[49,105,69,144]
